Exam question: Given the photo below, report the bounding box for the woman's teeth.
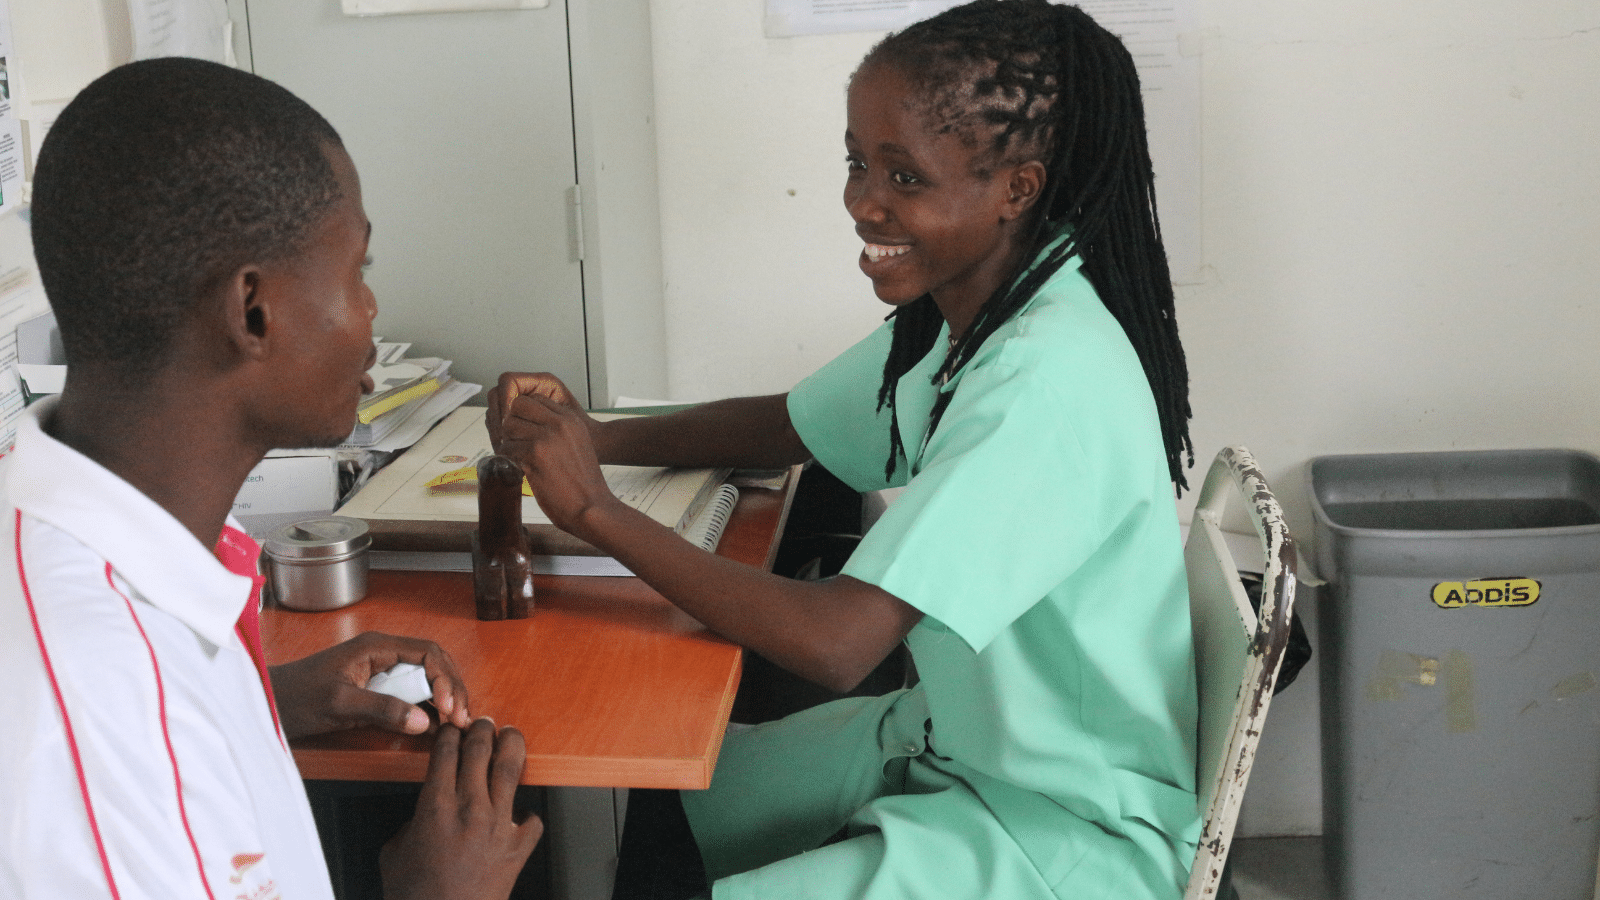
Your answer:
[864,244,909,263]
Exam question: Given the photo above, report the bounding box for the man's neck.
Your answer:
[48,377,268,551]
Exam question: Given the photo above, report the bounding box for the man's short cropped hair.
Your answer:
[30,57,344,376]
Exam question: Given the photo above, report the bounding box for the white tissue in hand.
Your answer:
[365,662,432,705]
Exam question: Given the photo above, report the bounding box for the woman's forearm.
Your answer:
[593,394,811,470]
[571,500,919,693]
[492,386,899,688]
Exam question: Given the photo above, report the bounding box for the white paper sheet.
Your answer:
[1088,0,1201,281]
[127,0,230,63]
[342,0,548,17]
[0,0,14,122]
[0,118,21,218]
[764,0,933,37]
[359,378,481,452]
[21,101,63,186]
[16,363,64,396]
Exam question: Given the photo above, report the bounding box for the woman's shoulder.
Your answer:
[952,267,1165,464]
[980,270,1144,387]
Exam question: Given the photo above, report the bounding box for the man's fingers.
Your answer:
[431,678,471,730]
[362,689,430,735]
[418,646,470,728]
[341,634,468,733]
[455,718,499,798]
[420,724,463,802]
[487,725,528,810]
[515,814,545,858]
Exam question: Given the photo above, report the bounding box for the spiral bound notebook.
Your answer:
[680,483,740,553]
[369,483,742,577]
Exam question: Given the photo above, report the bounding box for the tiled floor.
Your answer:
[1231,836,1332,900]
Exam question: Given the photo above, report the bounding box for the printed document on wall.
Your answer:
[0,119,21,218]
[21,101,63,184]
[0,0,17,215]
[763,0,1202,282]
[0,212,48,456]
[1088,0,1201,282]
[0,0,14,120]
[342,0,548,16]
[128,0,231,63]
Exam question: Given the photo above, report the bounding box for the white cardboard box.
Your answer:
[232,448,340,539]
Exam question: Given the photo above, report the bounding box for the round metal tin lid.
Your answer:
[264,516,372,561]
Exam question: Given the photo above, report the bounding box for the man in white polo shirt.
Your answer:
[0,58,541,899]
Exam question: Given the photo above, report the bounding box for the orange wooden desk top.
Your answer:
[262,469,797,790]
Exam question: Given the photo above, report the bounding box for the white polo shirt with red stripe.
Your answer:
[0,400,336,900]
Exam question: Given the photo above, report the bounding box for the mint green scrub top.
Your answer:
[682,249,1200,900]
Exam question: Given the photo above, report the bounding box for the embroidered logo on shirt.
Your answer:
[229,853,265,883]
[228,851,281,900]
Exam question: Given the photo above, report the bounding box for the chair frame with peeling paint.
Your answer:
[1182,447,1300,900]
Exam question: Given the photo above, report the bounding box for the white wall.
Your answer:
[648,3,883,401]
[9,0,124,109]
[649,0,1600,836]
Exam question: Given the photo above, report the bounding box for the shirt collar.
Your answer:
[6,399,256,648]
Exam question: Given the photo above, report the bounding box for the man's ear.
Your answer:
[220,265,271,359]
[1000,160,1047,222]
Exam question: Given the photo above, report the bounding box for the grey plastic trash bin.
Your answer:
[1310,449,1600,900]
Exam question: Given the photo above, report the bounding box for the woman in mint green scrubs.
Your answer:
[489,2,1199,897]
[682,239,1200,900]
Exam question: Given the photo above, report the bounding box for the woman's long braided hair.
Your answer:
[864,0,1193,492]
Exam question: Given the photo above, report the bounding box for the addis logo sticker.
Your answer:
[1432,578,1540,609]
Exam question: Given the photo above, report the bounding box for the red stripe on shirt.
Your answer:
[14,510,124,900]
[105,563,219,900]
[216,527,283,748]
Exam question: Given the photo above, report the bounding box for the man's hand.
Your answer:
[380,719,544,900]
[269,632,471,740]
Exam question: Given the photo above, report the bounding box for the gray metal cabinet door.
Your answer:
[245,0,589,399]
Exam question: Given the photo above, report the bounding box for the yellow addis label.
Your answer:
[1432,579,1540,609]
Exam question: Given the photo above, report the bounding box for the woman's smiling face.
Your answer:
[842,61,1040,338]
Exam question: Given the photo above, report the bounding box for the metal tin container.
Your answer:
[263,516,372,611]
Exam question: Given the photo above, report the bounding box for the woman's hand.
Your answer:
[491,388,621,541]
[486,372,595,453]
[268,631,471,739]
[380,719,543,900]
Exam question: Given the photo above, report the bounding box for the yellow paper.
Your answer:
[424,464,535,496]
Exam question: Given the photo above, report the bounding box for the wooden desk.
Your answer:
[262,470,797,790]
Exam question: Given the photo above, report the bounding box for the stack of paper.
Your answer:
[346,341,480,453]
[360,357,446,423]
